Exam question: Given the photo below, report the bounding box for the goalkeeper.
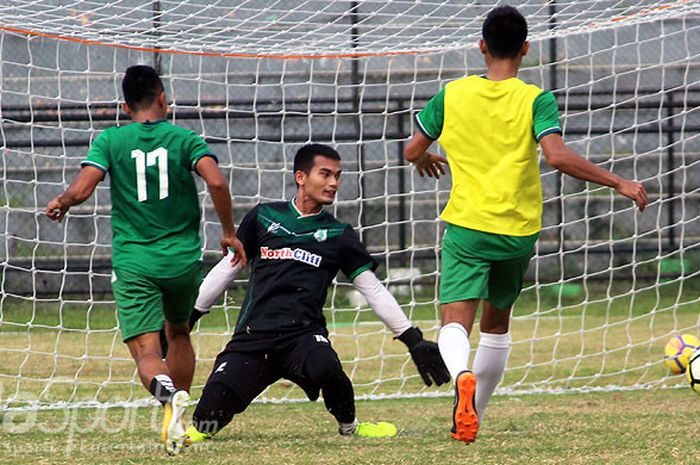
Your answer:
[184,144,450,442]
[46,65,247,455]
[404,5,648,444]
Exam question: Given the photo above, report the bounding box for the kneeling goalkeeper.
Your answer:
[185,144,450,441]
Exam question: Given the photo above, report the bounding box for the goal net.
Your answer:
[0,0,698,410]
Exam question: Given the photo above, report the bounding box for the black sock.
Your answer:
[322,373,356,424]
[149,374,177,406]
[303,349,356,424]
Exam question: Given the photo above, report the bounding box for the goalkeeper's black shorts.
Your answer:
[203,332,341,408]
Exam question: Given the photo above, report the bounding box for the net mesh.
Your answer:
[0,0,698,409]
[0,0,696,55]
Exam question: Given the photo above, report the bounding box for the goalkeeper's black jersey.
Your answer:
[224,200,377,352]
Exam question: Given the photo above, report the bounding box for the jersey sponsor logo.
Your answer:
[313,229,328,242]
[259,246,322,267]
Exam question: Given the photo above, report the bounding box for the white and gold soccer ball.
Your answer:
[664,334,699,374]
[686,348,700,395]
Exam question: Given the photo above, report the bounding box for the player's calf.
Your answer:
[185,380,245,445]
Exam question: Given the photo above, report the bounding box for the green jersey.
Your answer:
[81,119,215,278]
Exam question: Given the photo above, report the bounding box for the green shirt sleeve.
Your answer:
[81,129,111,172]
[532,91,562,141]
[415,88,445,140]
[186,131,217,171]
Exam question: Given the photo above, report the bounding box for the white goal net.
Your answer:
[0,0,698,410]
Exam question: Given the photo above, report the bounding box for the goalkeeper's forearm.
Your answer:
[194,255,243,313]
[351,270,411,337]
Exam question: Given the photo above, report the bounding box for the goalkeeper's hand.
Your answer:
[397,327,451,387]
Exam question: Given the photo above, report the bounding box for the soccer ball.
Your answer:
[686,349,700,394]
[664,334,700,374]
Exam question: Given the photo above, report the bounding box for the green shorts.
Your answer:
[112,261,203,342]
[440,224,538,309]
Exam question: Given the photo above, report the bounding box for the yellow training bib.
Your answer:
[439,75,543,236]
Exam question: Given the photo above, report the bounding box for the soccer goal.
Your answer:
[0,0,698,410]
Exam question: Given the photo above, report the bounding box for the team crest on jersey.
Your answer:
[260,246,322,267]
[313,229,328,242]
[267,222,281,233]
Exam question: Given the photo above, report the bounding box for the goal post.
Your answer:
[0,0,698,410]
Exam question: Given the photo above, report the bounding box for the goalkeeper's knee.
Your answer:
[304,347,345,385]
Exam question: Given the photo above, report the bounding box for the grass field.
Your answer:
[0,277,697,464]
[0,278,698,405]
[0,388,698,464]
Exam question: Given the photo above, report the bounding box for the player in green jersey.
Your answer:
[404,6,648,444]
[46,65,247,455]
[180,144,450,444]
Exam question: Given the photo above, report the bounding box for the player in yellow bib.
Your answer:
[404,5,648,444]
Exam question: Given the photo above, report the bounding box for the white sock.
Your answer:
[437,322,471,382]
[472,332,510,419]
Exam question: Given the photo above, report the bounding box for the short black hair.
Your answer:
[122,65,165,111]
[482,5,528,59]
[293,144,341,176]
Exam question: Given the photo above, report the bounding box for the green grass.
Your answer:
[1,277,697,331]
[0,277,698,463]
[0,388,698,464]
[0,277,698,405]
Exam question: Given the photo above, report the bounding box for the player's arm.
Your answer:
[539,134,648,211]
[534,90,647,211]
[195,156,247,267]
[404,88,448,179]
[404,131,448,179]
[46,165,104,222]
[351,270,450,387]
[189,205,257,327]
[186,254,244,328]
